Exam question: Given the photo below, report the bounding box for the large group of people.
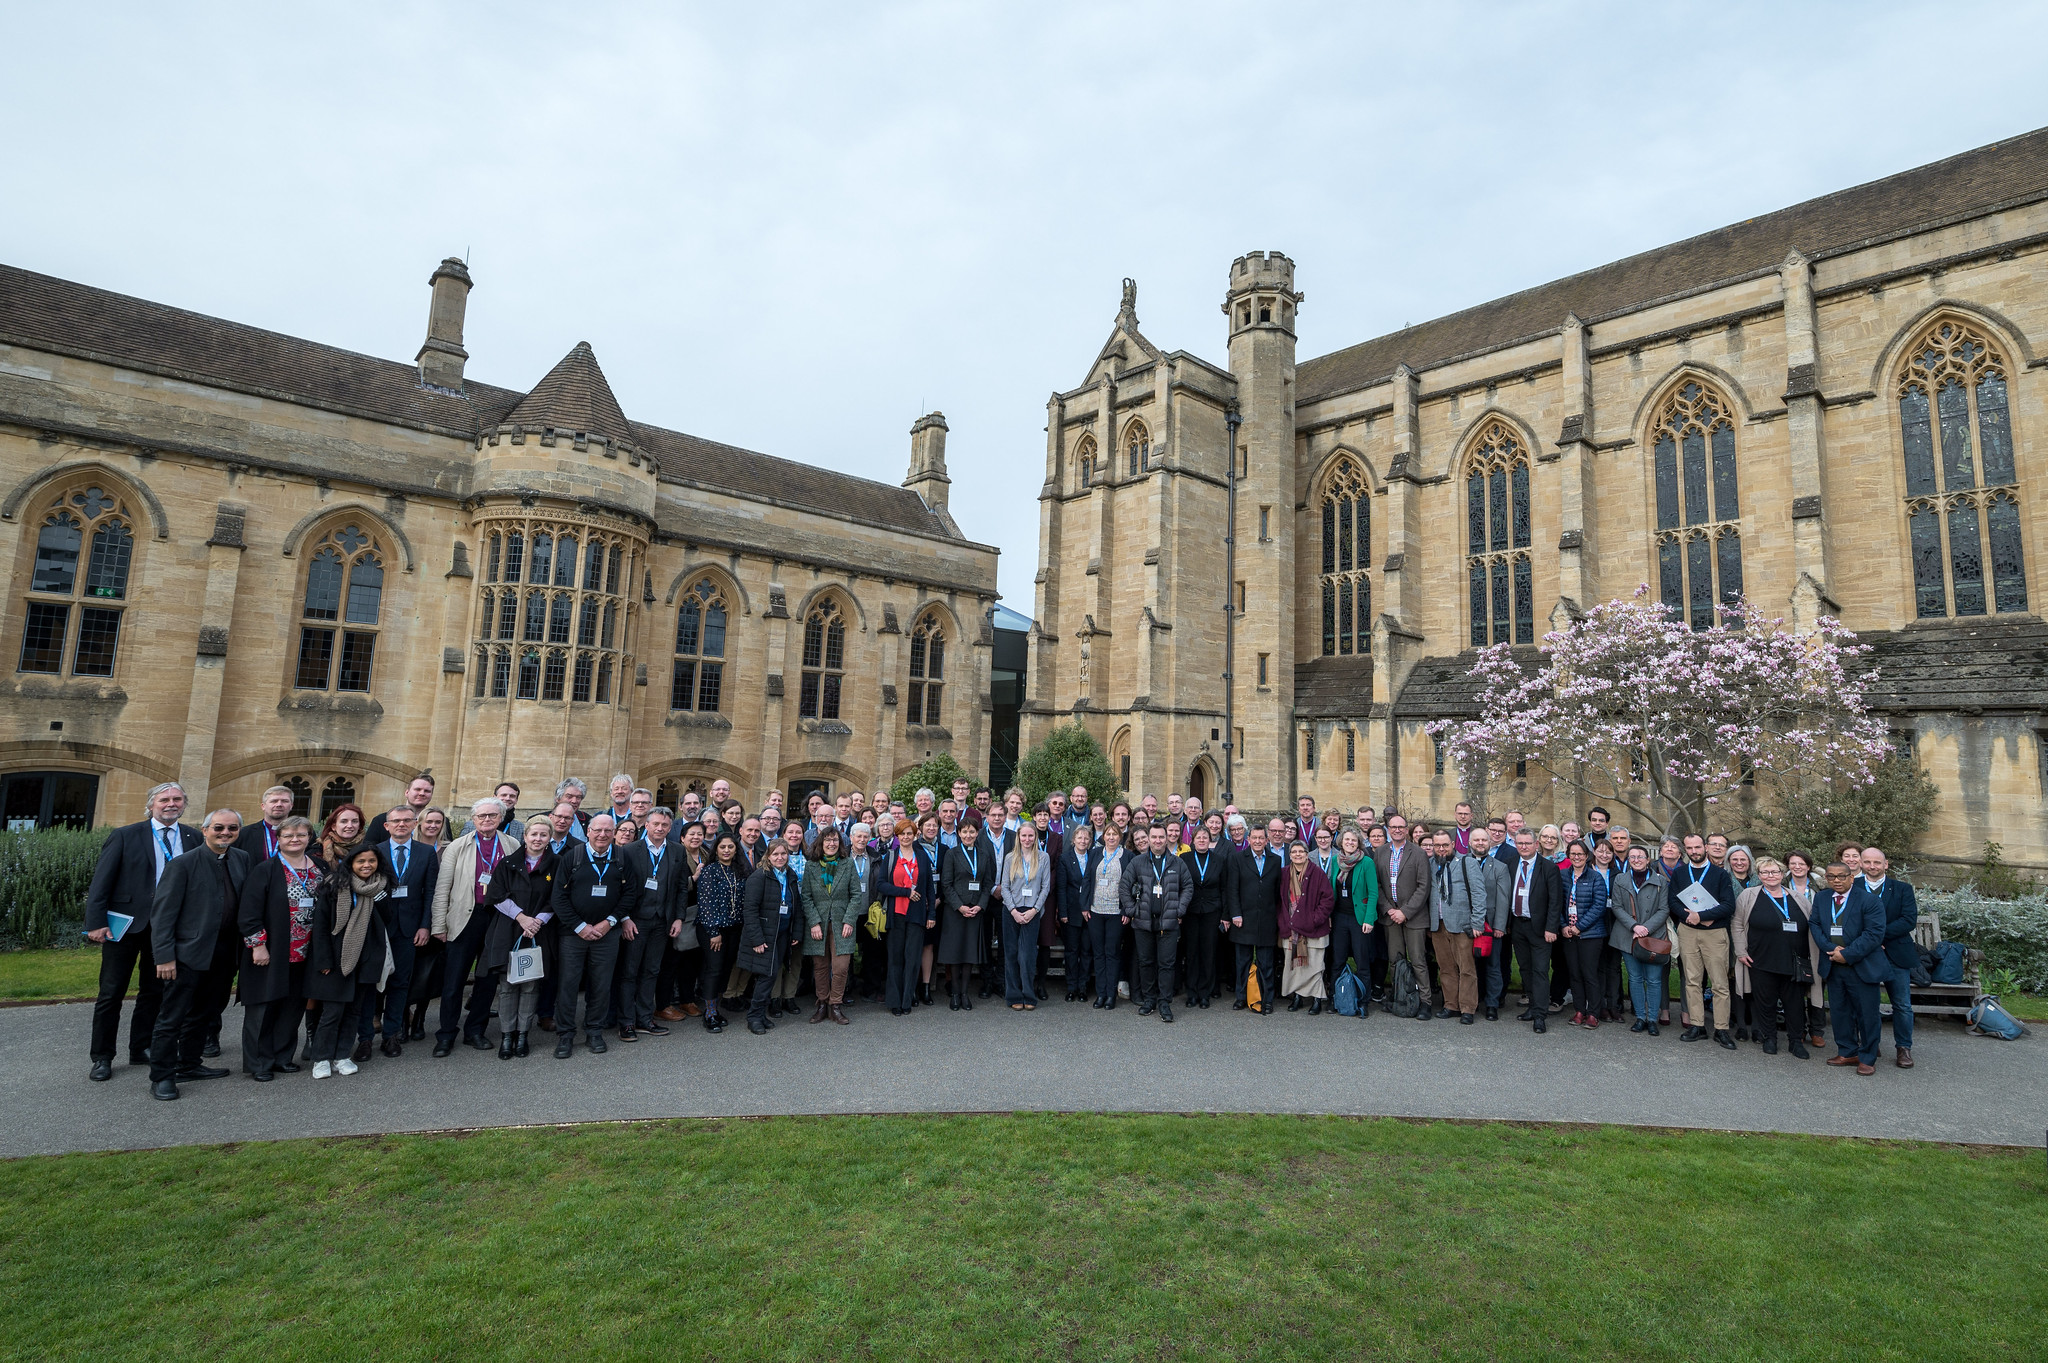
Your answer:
[81,773,1927,1101]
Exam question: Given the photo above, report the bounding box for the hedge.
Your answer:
[0,826,111,948]
[1920,887,2048,993]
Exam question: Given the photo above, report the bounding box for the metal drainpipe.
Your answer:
[1221,405,1241,804]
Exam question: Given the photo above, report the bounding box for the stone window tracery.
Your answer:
[295,523,382,691]
[1076,433,1099,488]
[1651,380,1744,630]
[1898,319,2027,617]
[1463,420,1533,647]
[671,576,729,713]
[474,513,634,705]
[1319,457,1371,657]
[799,599,846,720]
[907,610,945,726]
[1125,419,1152,475]
[17,483,134,678]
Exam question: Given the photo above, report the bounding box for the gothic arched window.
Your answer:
[1319,457,1371,657]
[799,599,846,720]
[1899,318,2027,617]
[1651,380,1744,630]
[1076,433,1098,489]
[295,523,383,691]
[474,517,635,706]
[17,483,135,678]
[672,576,729,712]
[1463,420,1533,647]
[1125,420,1152,475]
[907,610,945,725]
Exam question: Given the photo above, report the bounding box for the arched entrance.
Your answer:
[1188,758,1215,805]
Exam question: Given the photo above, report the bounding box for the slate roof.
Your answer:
[1293,656,1374,718]
[0,262,959,540]
[1297,125,2048,404]
[1854,617,2048,714]
[1390,648,1542,719]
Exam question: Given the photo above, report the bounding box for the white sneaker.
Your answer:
[1117,980,1130,999]
[334,1057,359,1076]
[312,1060,332,1079]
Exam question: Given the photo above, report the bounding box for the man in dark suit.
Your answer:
[1816,860,1888,1073]
[365,773,437,845]
[1228,826,1283,1012]
[365,806,439,1059]
[1503,829,1564,1033]
[551,813,627,1058]
[1855,846,1920,1069]
[234,785,296,863]
[1373,813,1434,1021]
[83,782,200,1081]
[616,808,693,1041]
[146,808,251,1100]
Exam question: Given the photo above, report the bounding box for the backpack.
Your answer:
[1968,995,2027,1040]
[1386,959,1422,1018]
[1930,940,1967,985]
[1333,965,1366,1017]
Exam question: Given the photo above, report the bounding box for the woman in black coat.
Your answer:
[304,846,391,1078]
[737,841,804,1034]
[237,815,320,1080]
[482,820,558,1059]
[1054,824,1101,1002]
[1179,824,1231,1008]
[937,820,994,1010]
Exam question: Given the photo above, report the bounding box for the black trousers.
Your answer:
[618,917,666,1029]
[241,964,304,1076]
[655,937,691,1011]
[746,940,788,1024]
[148,962,213,1081]
[1562,935,1603,1015]
[1086,912,1123,1004]
[1750,966,1807,1047]
[197,927,239,1044]
[90,930,163,1062]
[884,917,926,1011]
[1059,915,1090,995]
[1325,913,1370,991]
[437,911,497,1043]
[555,928,621,1037]
[361,929,417,1042]
[1234,942,1278,1009]
[1133,926,1179,1006]
[698,928,739,1019]
[1185,913,1222,1001]
[1510,924,1552,1018]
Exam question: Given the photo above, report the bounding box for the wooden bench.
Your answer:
[1891,911,1983,1020]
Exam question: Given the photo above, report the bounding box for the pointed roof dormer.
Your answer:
[506,341,634,445]
[1084,277,1163,385]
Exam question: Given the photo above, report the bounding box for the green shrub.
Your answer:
[889,754,975,813]
[1015,722,1119,808]
[0,826,111,948]
[1920,886,2048,992]
[1972,841,2034,900]
[1754,752,1939,861]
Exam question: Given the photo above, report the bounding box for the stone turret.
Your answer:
[416,257,472,391]
[905,411,950,512]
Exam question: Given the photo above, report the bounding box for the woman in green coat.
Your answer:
[801,826,860,1024]
[1324,827,1380,1011]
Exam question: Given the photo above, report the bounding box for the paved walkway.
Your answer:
[4,995,2042,1157]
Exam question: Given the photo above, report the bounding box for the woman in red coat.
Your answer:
[1277,840,1336,1013]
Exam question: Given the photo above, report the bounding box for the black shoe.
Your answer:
[1486,1007,1499,1021]
[978,985,992,999]
[1160,1002,1174,1023]
[1139,1002,1156,1016]
[1199,998,1210,1009]
[1106,998,1117,1011]
[408,1020,427,1042]
[1630,1020,1647,1033]
[465,1034,493,1051]
[1092,998,1105,1009]
[645,1023,670,1036]
[555,1035,574,1058]
[618,1027,638,1043]
[1735,1025,1750,1041]
[959,995,972,1010]
[89,1059,113,1082]
[515,1032,530,1057]
[1533,1020,1546,1034]
[1714,1030,1737,1051]
[433,1040,454,1057]
[1789,1040,1810,1059]
[1516,1009,1537,1021]
[278,1061,300,1073]
[1035,984,1048,1001]
[1680,1027,1706,1043]
[251,1070,274,1082]
[1414,1010,1430,1023]
[749,1020,769,1035]
[350,1039,373,1064]
[949,995,961,1012]
[1646,1022,1660,1037]
[499,1032,516,1059]
[1310,999,1324,1016]
[151,1078,179,1101]
[202,1039,221,1059]
[1232,1000,1248,1010]
[1762,1037,1778,1055]
[767,1001,783,1019]
[891,1008,904,1017]
[1287,997,1303,1013]
[1433,1007,1453,1019]
[176,1065,230,1081]
[1460,1013,1475,1025]
[587,1033,608,1054]
[381,1039,402,1058]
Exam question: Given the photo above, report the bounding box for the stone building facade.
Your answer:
[1026,127,2048,868]
[0,259,999,828]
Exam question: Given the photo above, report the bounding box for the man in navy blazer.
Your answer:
[1814,860,1887,1073]
[82,781,201,1081]
[366,806,441,1059]
[1853,846,1919,1069]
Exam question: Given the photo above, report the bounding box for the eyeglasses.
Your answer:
[208,823,241,833]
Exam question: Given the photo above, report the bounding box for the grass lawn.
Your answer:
[0,1115,2040,1361]
[0,945,102,1002]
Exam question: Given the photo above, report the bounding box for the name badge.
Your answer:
[591,885,608,898]
[1153,884,1164,897]
[1829,924,1844,937]
[390,886,408,898]
[1781,920,1800,932]
[645,877,661,890]
[477,873,492,890]
[968,881,980,892]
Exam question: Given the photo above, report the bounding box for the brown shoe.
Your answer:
[1809,1034,1826,1049]
[1895,1047,1913,1069]
[809,1002,828,1024]
[683,1002,702,1017]
[1856,1061,1875,1075]
[1826,1055,1857,1066]
[655,1006,686,1021]
[537,1017,555,1032]
[829,1005,849,1025]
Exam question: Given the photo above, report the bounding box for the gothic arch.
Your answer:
[1310,446,1379,500]
[780,760,868,790]
[1868,300,2038,394]
[282,502,416,572]
[663,561,750,615]
[907,596,966,642]
[209,745,419,786]
[1628,362,1759,437]
[793,582,865,633]
[0,738,178,785]
[1121,416,1154,473]
[641,758,754,792]
[1,461,170,539]
[1441,408,1542,480]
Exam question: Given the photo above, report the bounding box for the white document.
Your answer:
[1676,881,1718,916]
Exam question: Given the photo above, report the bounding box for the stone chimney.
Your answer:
[905,411,950,512]
[416,256,472,391]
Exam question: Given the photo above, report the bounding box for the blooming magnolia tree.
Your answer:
[1426,588,1894,840]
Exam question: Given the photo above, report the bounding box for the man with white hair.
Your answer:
[606,774,635,824]
[428,796,519,1055]
[555,778,591,842]
[84,781,199,1082]
[552,812,627,1057]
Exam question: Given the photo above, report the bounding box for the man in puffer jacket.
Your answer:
[1122,825,1193,1022]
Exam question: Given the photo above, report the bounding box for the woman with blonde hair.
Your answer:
[1733,856,1815,1058]
[999,821,1050,1010]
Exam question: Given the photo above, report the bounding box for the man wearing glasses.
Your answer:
[147,809,253,1101]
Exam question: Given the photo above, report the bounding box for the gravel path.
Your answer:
[4,994,2041,1157]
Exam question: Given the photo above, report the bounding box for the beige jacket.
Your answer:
[431,829,519,940]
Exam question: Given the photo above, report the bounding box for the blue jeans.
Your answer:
[1880,963,1915,1049]
[1002,913,1040,1004]
[1624,956,1666,1022]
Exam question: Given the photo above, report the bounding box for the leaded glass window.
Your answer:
[295,523,383,691]
[1463,420,1533,646]
[1317,457,1371,656]
[1898,319,2027,617]
[907,610,945,726]
[671,576,729,712]
[800,598,847,720]
[1651,381,1743,629]
[19,483,142,681]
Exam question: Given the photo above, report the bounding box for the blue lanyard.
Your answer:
[962,845,978,877]
[1765,890,1790,921]
[393,842,410,879]
[647,845,664,876]
[1194,853,1210,881]
[588,851,611,882]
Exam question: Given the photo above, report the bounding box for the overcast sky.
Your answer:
[8,3,2046,608]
